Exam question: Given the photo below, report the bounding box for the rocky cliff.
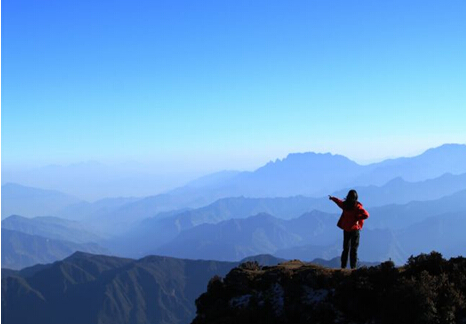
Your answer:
[192,252,466,324]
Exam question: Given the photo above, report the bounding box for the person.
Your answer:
[329,190,369,269]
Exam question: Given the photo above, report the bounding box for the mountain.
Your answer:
[183,170,242,188]
[161,196,330,223]
[354,143,466,186]
[2,161,199,201]
[74,192,222,234]
[1,229,110,270]
[154,211,340,261]
[153,190,466,265]
[16,152,359,231]
[1,215,104,243]
[192,252,466,324]
[4,144,466,233]
[1,252,237,324]
[366,189,466,230]
[1,183,82,219]
[165,143,466,200]
[273,228,408,265]
[333,172,466,208]
[56,196,142,221]
[111,196,332,257]
[397,212,466,258]
[228,152,365,197]
[110,188,466,261]
[274,190,466,264]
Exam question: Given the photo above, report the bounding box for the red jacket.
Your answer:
[330,197,369,231]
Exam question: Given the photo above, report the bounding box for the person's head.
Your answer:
[346,189,358,202]
[344,189,358,209]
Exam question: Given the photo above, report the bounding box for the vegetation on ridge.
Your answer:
[193,252,466,324]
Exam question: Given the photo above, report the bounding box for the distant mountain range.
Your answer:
[4,144,466,229]
[1,229,109,270]
[140,189,466,265]
[109,196,331,257]
[274,228,407,265]
[107,186,466,259]
[154,211,339,261]
[2,161,197,200]
[353,144,466,185]
[151,212,407,264]
[3,143,466,269]
[164,143,466,199]
[366,189,466,230]
[1,215,105,243]
[1,183,82,219]
[4,187,465,268]
[3,144,466,324]
[333,172,466,207]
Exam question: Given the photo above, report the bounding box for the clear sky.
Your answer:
[2,0,466,173]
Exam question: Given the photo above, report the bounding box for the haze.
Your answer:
[3,0,466,181]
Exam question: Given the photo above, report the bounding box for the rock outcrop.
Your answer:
[193,252,466,324]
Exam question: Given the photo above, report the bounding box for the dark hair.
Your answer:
[343,189,358,210]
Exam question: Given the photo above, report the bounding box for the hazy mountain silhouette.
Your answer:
[74,192,223,234]
[5,144,466,234]
[123,144,466,219]
[230,152,365,197]
[57,196,142,221]
[6,170,466,239]
[2,161,197,200]
[1,229,109,270]
[366,189,466,230]
[164,143,466,200]
[353,144,466,186]
[150,189,466,265]
[111,197,332,257]
[1,183,82,219]
[183,170,242,188]
[154,211,339,261]
[397,212,466,258]
[109,180,466,258]
[333,172,466,207]
[1,215,104,243]
[155,214,408,264]
[5,183,465,265]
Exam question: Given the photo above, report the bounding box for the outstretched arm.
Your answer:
[329,196,344,209]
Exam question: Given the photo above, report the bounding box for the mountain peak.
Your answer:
[64,251,100,262]
[273,151,357,165]
[423,143,466,155]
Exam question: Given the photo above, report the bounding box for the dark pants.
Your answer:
[341,230,360,269]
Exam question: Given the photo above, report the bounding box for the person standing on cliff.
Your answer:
[329,190,369,269]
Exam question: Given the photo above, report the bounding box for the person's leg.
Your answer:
[349,230,360,269]
[341,231,351,268]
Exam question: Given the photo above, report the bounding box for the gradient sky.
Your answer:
[2,0,466,173]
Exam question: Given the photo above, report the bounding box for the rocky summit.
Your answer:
[192,252,466,324]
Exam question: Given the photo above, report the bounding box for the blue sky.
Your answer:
[2,0,466,173]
